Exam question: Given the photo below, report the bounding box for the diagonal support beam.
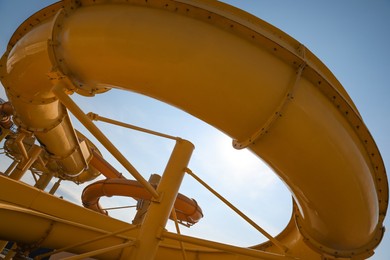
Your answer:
[186,168,288,253]
[87,112,180,141]
[62,241,135,260]
[52,81,159,199]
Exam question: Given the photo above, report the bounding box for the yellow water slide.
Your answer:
[0,0,387,259]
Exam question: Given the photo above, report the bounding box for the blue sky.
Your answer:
[0,1,389,259]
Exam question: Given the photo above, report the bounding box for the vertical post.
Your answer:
[132,174,161,225]
[49,178,62,195]
[171,209,188,260]
[34,172,54,190]
[127,139,194,260]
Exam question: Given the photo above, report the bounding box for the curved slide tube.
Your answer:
[0,0,387,259]
[82,179,203,225]
[86,149,203,225]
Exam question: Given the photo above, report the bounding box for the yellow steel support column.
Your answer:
[3,160,18,176]
[132,174,161,225]
[15,132,29,160]
[8,145,42,181]
[49,178,62,195]
[34,172,54,190]
[127,139,194,260]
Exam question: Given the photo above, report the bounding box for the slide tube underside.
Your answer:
[0,0,387,259]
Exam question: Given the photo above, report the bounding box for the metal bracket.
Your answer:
[233,62,306,149]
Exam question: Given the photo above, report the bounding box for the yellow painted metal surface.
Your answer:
[0,0,387,259]
[82,178,203,225]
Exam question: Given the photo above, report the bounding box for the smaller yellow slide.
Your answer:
[82,178,203,225]
[84,149,203,225]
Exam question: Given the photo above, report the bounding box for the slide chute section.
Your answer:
[82,179,203,226]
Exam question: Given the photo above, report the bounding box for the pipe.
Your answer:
[0,38,87,177]
[0,0,387,259]
[89,149,124,179]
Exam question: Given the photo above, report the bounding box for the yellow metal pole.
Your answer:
[3,160,18,176]
[8,145,42,181]
[128,139,194,260]
[87,112,179,141]
[15,132,29,160]
[171,208,188,260]
[34,172,54,190]
[49,178,62,195]
[162,231,294,260]
[52,82,159,199]
[186,168,288,253]
[133,174,161,225]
